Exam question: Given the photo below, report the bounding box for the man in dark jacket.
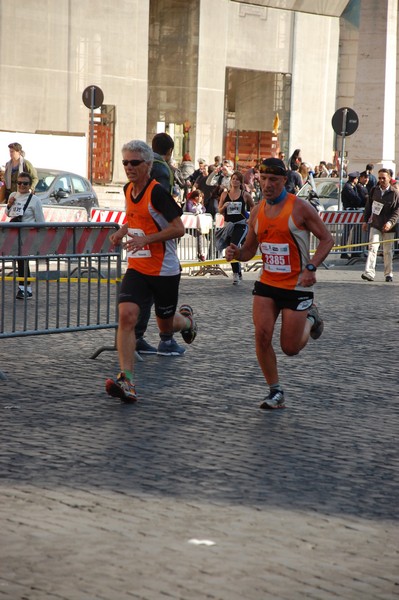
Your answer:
[361,168,399,282]
[340,171,362,259]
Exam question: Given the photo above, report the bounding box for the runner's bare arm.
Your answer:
[110,223,128,245]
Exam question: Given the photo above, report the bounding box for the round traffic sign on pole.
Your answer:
[82,85,105,183]
[332,107,359,136]
[82,85,104,109]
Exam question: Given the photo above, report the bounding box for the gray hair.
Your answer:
[122,140,154,170]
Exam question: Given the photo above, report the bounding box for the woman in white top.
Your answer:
[5,171,45,299]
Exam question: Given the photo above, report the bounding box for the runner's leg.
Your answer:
[252,295,280,385]
[280,308,311,355]
[117,302,140,374]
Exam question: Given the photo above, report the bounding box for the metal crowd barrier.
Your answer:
[0,222,121,380]
[310,209,366,262]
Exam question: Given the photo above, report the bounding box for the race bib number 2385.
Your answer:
[260,242,291,273]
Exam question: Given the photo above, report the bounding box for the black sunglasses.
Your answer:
[122,159,145,167]
[17,181,30,185]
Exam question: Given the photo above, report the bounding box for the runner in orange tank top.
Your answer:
[104,140,198,403]
[225,158,334,410]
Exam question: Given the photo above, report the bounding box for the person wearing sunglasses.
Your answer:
[105,140,198,404]
[225,158,333,410]
[4,142,38,201]
[5,171,45,300]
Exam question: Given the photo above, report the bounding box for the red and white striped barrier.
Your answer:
[90,208,126,225]
[320,210,364,224]
[90,208,213,233]
[0,223,119,256]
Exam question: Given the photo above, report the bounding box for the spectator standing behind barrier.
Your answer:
[4,142,38,201]
[206,161,233,199]
[340,171,362,259]
[179,153,195,202]
[217,171,254,285]
[5,171,45,300]
[192,164,217,215]
[366,163,377,193]
[105,140,198,403]
[288,149,302,171]
[361,168,399,283]
[186,190,206,261]
[189,158,206,184]
[285,163,302,194]
[225,158,334,410]
[179,153,195,181]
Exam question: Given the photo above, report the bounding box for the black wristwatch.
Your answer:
[305,263,317,272]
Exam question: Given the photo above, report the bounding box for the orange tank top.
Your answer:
[125,180,181,276]
[255,194,311,291]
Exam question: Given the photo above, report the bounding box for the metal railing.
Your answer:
[0,222,121,379]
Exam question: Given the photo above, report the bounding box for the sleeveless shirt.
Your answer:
[255,194,311,291]
[125,179,181,276]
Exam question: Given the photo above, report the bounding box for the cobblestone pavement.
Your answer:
[1,262,398,600]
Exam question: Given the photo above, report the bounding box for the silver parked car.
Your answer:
[297,176,347,211]
[34,168,99,217]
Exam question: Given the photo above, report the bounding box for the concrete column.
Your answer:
[347,0,397,173]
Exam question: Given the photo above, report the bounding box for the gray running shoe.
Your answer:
[260,389,285,410]
[136,337,157,355]
[157,337,186,356]
[308,304,324,340]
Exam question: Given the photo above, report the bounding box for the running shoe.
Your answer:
[16,289,32,300]
[260,389,286,410]
[308,304,324,340]
[361,273,374,282]
[136,337,157,355]
[179,304,197,344]
[385,275,393,282]
[105,372,137,403]
[232,273,240,285]
[157,337,186,356]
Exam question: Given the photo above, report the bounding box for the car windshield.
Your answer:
[298,180,340,200]
[35,171,57,193]
[297,177,343,210]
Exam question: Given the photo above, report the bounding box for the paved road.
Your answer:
[1,262,398,600]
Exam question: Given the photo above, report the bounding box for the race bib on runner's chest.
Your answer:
[127,228,151,258]
[261,242,291,273]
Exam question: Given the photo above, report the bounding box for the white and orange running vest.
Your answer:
[255,194,312,291]
[125,180,181,276]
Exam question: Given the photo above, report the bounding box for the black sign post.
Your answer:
[82,85,104,183]
[332,107,359,209]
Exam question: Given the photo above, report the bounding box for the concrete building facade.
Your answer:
[0,0,396,182]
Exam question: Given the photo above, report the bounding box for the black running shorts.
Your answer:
[252,281,313,311]
[119,269,181,319]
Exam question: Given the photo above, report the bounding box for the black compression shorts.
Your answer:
[252,281,313,311]
[119,269,181,319]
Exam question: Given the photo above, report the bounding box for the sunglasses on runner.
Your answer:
[122,159,145,167]
[17,181,30,186]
